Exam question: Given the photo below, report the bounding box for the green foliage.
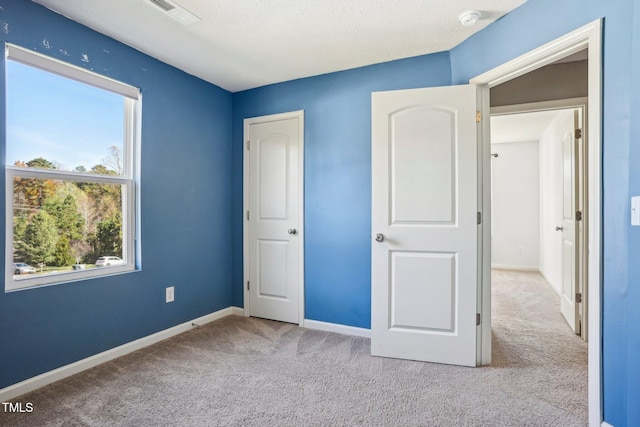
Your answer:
[88,213,122,261]
[76,165,121,225]
[12,155,125,267]
[26,157,56,169]
[13,215,29,264]
[13,215,28,243]
[16,210,59,265]
[13,173,57,210]
[53,235,75,267]
[90,164,116,176]
[42,194,84,240]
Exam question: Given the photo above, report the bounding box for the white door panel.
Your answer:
[560,115,580,333]
[391,251,456,331]
[258,136,288,219]
[248,116,301,324]
[372,85,479,367]
[391,107,455,223]
[257,239,289,298]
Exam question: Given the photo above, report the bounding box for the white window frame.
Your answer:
[4,44,141,291]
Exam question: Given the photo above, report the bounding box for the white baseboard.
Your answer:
[0,306,243,402]
[602,422,614,427]
[491,264,539,272]
[303,319,371,338]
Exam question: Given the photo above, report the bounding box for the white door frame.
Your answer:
[471,20,602,426]
[243,110,305,326]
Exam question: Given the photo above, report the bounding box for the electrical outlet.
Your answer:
[166,286,174,303]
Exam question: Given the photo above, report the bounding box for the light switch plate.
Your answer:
[632,196,640,226]
[166,286,174,303]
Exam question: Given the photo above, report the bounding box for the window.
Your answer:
[4,44,140,291]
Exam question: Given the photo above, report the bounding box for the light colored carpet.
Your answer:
[1,269,587,426]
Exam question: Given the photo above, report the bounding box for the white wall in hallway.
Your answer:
[539,109,574,294]
[490,140,540,270]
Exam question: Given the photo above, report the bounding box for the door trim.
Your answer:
[243,110,305,326]
[471,19,602,426]
[490,97,588,115]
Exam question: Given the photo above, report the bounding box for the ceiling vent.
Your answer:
[145,0,201,25]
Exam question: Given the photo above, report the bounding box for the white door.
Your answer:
[559,113,580,333]
[371,85,479,367]
[246,113,303,324]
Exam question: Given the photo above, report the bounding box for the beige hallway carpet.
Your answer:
[1,269,587,426]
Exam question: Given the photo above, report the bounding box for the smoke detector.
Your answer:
[145,0,201,25]
[459,10,482,27]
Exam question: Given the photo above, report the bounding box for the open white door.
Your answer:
[559,110,580,334]
[371,85,479,367]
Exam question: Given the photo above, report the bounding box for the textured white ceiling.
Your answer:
[34,0,527,92]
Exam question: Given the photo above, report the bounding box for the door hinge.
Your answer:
[477,212,482,225]
[246,140,250,150]
[476,313,481,326]
[576,211,583,221]
[575,129,582,139]
[476,110,481,124]
[575,292,582,304]
[246,210,250,221]
[247,281,250,291]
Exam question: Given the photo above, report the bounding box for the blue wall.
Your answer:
[0,0,233,389]
[450,1,640,424]
[231,53,451,328]
[626,1,640,425]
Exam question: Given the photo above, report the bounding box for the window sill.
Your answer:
[5,265,140,293]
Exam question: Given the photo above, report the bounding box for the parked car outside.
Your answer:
[13,263,36,275]
[95,256,124,267]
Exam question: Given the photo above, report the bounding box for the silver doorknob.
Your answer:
[555,226,563,231]
[288,228,297,235]
[375,233,384,242]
